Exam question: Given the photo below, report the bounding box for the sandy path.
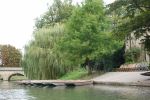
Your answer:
[93,71,150,84]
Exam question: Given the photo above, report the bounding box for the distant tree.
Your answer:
[0,45,22,67]
[35,0,74,28]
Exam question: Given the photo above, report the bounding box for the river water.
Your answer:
[0,81,150,100]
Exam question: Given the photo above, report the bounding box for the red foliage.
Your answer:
[0,45,22,67]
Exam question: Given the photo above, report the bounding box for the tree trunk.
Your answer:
[86,65,92,75]
[85,57,92,74]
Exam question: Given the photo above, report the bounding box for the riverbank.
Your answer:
[59,68,103,80]
[17,71,150,87]
[9,69,150,87]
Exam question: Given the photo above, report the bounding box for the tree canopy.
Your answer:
[107,0,150,51]
[35,0,74,28]
[61,0,106,61]
[59,0,123,72]
[22,0,125,79]
[22,25,71,79]
[0,45,22,67]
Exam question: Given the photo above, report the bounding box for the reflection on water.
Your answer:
[93,85,150,100]
[0,81,35,100]
[0,81,150,100]
[0,89,35,100]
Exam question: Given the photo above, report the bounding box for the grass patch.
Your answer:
[60,68,88,80]
[10,76,27,81]
[80,71,104,80]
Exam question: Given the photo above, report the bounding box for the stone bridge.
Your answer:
[0,67,24,81]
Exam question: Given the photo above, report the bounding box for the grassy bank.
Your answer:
[60,68,104,80]
[60,68,88,80]
[0,68,103,81]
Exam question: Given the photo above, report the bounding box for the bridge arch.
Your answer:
[0,67,24,81]
[8,73,24,81]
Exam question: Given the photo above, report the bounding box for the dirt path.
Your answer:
[93,71,150,86]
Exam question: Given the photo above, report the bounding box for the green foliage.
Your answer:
[60,0,107,66]
[0,45,22,67]
[35,0,74,28]
[107,0,150,51]
[95,39,124,71]
[23,0,126,79]
[142,35,150,53]
[22,25,70,79]
[125,47,141,63]
[58,0,124,72]
[60,68,88,80]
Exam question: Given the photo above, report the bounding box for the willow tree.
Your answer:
[22,25,69,79]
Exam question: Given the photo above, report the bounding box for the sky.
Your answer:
[0,0,115,52]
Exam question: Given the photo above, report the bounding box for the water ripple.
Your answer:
[0,89,35,100]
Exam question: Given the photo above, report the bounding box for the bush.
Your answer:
[59,68,88,80]
[125,47,141,63]
[93,45,125,72]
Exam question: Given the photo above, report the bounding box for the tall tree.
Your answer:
[59,0,110,74]
[107,0,150,51]
[22,0,75,79]
[0,45,22,67]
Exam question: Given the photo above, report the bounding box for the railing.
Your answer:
[0,67,23,71]
[114,62,149,72]
[115,67,149,72]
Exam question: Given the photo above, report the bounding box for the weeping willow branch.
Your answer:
[22,24,70,79]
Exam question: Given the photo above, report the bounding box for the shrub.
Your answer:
[125,47,141,63]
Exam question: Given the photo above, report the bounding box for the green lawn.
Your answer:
[60,68,104,80]
[60,68,88,80]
